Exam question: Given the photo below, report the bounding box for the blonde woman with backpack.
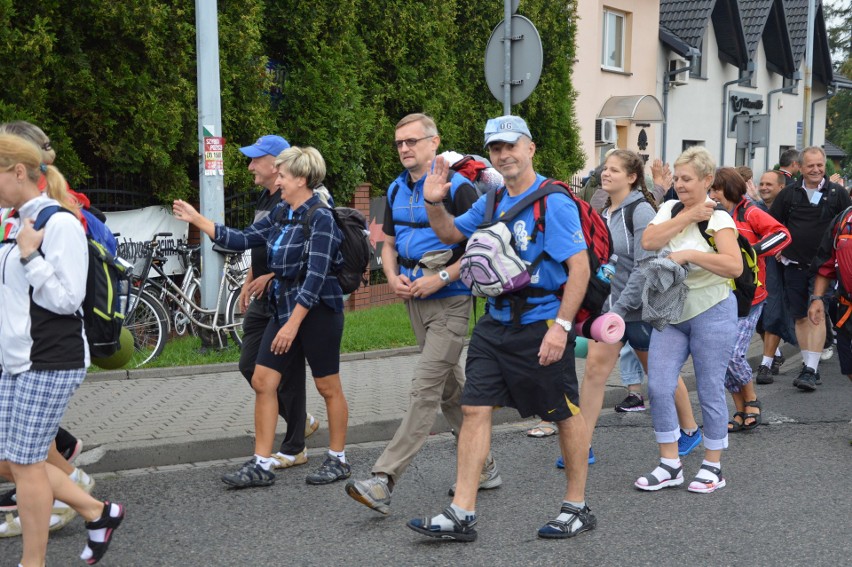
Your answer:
[0,134,125,566]
[637,146,741,494]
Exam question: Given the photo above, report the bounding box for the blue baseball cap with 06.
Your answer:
[239,135,290,158]
[483,115,532,148]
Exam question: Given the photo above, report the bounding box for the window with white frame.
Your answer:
[601,8,625,71]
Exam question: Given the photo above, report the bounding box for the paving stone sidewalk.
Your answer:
[65,335,774,472]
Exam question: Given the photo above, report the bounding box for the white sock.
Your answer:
[775,347,782,356]
[273,452,296,464]
[694,460,722,483]
[648,457,682,482]
[254,455,275,471]
[430,503,475,529]
[802,351,820,370]
[761,355,774,367]
[554,500,587,530]
[329,449,346,464]
[80,503,121,561]
[70,467,91,485]
[682,427,698,436]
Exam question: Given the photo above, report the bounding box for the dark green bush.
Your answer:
[0,0,582,205]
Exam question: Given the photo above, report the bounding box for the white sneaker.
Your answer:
[73,468,96,494]
[49,501,77,532]
[821,346,834,361]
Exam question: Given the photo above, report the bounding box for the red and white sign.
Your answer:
[203,136,225,176]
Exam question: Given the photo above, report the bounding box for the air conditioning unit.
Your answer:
[668,53,690,86]
[594,118,617,145]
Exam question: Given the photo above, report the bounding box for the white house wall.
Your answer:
[661,21,828,174]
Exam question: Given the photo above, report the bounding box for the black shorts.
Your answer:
[782,265,816,321]
[461,314,581,421]
[255,302,344,377]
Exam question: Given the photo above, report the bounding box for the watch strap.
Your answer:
[20,250,42,265]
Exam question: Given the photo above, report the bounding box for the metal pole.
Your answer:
[802,0,816,148]
[764,85,797,172]
[662,74,670,161]
[503,0,512,114]
[809,89,835,146]
[746,116,754,169]
[196,0,225,309]
[662,63,693,164]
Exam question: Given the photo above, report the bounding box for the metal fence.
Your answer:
[78,170,257,227]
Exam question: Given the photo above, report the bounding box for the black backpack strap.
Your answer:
[622,199,641,236]
[486,180,571,227]
[671,201,716,249]
[481,187,501,225]
[735,200,752,223]
[388,181,399,209]
[297,202,327,270]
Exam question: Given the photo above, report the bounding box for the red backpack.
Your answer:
[832,206,852,329]
[485,178,614,324]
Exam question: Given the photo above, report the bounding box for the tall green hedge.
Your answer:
[0,0,582,205]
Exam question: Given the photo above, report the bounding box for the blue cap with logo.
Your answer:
[239,135,290,158]
[483,115,532,148]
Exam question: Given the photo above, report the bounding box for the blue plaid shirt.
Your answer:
[213,194,344,322]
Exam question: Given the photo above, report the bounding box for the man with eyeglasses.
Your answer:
[344,113,501,515]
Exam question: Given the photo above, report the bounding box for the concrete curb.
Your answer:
[72,336,800,473]
[87,345,424,383]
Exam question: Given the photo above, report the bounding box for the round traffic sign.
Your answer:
[484,15,543,106]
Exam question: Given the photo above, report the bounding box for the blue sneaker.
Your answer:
[677,429,702,456]
[555,448,595,469]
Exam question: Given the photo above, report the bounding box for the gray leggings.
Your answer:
[647,293,737,451]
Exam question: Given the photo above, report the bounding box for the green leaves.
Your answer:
[0,0,582,206]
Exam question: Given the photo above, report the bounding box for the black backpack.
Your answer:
[288,203,373,294]
[34,206,129,358]
[671,202,759,317]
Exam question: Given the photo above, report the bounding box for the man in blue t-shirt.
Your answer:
[406,115,596,542]
[345,114,501,515]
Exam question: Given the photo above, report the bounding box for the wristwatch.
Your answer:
[20,250,42,265]
[809,294,824,303]
[438,270,450,283]
[554,318,572,333]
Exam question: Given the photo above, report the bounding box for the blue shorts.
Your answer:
[0,368,86,464]
[621,321,652,352]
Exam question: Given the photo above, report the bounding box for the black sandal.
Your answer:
[742,400,762,431]
[83,501,125,565]
[407,506,478,542]
[728,411,747,432]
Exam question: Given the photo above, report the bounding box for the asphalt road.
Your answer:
[2,371,850,567]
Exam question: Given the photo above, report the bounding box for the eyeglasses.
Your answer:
[393,136,434,150]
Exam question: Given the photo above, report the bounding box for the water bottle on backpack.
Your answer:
[596,254,617,283]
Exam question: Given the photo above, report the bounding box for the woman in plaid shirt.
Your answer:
[174,146,351,488]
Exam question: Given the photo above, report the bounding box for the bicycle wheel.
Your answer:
[174,279,201,336]
[225,289,247,348]
[124,290,169,367]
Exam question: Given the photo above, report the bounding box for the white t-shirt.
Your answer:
[649,198,737,322]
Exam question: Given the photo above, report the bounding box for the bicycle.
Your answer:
[123,232,248,367]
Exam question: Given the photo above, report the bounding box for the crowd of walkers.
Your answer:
[0,112,849,566]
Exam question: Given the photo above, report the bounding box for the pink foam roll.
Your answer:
[574,313,625,344]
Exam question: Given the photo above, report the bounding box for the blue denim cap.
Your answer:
[483,115,532,148]
[239,135,290,158]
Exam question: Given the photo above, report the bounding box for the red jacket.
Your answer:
[732,199,792,305]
